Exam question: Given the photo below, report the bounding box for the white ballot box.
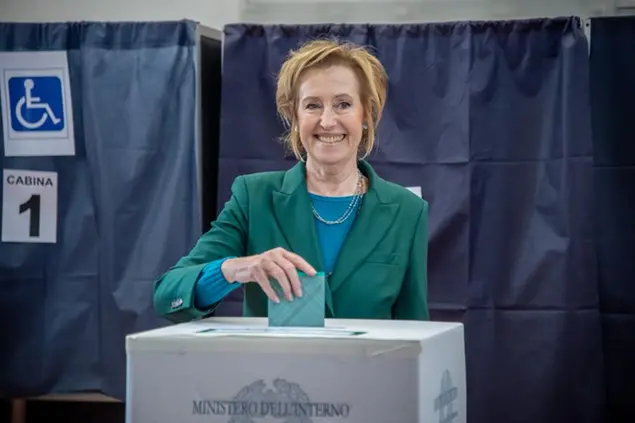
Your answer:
[125,317,466,423]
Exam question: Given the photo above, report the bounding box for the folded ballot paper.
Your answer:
[268,271,325,327]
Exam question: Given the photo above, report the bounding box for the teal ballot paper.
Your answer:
[268,271,325,328]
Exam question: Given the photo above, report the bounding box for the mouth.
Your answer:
[314,134,346,145]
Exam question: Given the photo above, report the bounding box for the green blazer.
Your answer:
[153,160,430,324]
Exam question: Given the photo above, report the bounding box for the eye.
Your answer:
[337,102,352,109]
[305,103,321,110]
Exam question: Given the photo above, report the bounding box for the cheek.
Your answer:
[298,120,315,141]
[344,119,364,143]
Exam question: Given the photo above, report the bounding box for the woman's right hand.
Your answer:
[220,247,317,303]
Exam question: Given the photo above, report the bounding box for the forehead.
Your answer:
[297,65,360,99]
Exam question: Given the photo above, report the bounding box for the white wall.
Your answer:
[240,0,616,24]
[1,0,634,30]
[0,0,241,30]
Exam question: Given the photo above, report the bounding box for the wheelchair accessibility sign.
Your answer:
[9,76,65,131]
[0,51,76,156]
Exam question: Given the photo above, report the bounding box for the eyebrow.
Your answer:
[301,94,353,102]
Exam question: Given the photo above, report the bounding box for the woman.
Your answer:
[153,39,430,324]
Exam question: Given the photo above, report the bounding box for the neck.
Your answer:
[305,158,360,197]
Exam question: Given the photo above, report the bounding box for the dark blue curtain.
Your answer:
[590,16,635,423]
[0,21,200,400]
[217,18,604,423]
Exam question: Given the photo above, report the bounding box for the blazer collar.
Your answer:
[278,159,394,202]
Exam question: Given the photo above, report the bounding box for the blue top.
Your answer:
[194,193,359,309]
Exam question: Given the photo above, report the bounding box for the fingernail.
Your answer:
[298,290,303,297]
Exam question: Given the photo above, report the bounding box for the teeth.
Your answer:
[317,135,345,144]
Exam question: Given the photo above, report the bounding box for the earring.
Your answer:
[362,123,367,130]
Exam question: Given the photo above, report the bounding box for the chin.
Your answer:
[306,138,359,165]
[311,151,353,165]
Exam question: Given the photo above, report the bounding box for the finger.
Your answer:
[263,259,294,301]
[279,260,303,298]
[253,266,279,303]
[281,250,317,276]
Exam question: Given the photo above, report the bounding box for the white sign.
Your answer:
[0,51,76,157]
[2,169,58,243]
[406,186,422,198]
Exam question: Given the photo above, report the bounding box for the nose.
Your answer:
[320,107,336,129]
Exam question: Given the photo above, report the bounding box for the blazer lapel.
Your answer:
[272,162,335,316]
[328,161,400,294]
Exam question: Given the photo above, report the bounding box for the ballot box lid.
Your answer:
[126,317,463,356]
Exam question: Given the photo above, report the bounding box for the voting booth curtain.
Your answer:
[0,21,200,400]
[216,18,615,423]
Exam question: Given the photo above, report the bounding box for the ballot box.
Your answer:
[125,317,466,423]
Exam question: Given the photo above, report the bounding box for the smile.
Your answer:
[315,134,346,144]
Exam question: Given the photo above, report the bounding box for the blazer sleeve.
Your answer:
[393,200,430,321]
[153,176,249,323]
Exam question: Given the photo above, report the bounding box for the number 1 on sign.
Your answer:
[19,194,41,237]
[2,169,57,243]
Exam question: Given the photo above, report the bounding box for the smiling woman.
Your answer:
[153,39,431,324]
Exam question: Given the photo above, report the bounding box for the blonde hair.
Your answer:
[275,39,389,161]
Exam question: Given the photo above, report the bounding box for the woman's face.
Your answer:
[296,65,364,166]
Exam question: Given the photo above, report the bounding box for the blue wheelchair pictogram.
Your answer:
[8,76,65,132]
